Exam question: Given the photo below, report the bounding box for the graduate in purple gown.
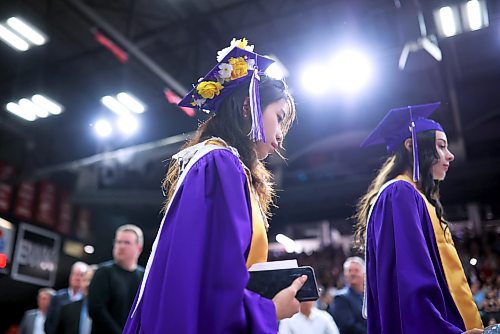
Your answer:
[122,38,307,334]
[355,103,484,334]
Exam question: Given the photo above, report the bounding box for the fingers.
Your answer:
[289,275,307,294]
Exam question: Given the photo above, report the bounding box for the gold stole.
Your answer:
[397,175,483,329]
[204,139,268,268]
[244,170,268,268]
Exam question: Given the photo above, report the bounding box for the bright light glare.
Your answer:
[32,94,63,115]
[101,96,129,116]
[301,65,331,95]
[276,233,297,253]
[439,6,457,37]
[330,49,373,94]
[117,92,145,113]
[19,98,48,118]
[95,119,112,138]
[265,57,288,80]
[0,24,29,51]
[6,17,46,45]
[84,245,95,254]
[470,258,477,266]
[117,115,139,135]
[466,0,483,31]
[6,102,36,121]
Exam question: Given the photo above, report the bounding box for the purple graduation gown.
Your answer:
[366,180,465,334]
[123,149,277,333]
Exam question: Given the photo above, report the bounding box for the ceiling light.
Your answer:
[101,96,130,116]
[6,17,46,46]
[276,233,297,253]
[94,119,113,138]
[19,98,49,118]
[463,0,488,31]
[330,49,373,94]
[301,65,332,95]
[435,6,461,38]
[265,55,288,80]
[32,94,63,115]
[117,92,145,113]
[0,23,29,51]
[6,102,36,121]
[117,115,139,135]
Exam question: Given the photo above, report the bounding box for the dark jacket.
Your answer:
[330,287,367,334]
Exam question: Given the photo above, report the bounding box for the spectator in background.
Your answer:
[45,262,89,334]
[88,224,144,334]
[18,288,55,334]
[317,287,334,313]
[55,266,96,334]
[279,301,339,334]
[330,257,367,334]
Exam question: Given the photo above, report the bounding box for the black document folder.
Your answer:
[246,266,320,302]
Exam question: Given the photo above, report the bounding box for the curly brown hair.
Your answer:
[161,75,296,219]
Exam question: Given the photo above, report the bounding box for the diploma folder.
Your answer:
[247,260,320,301]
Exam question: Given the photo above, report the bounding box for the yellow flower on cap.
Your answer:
[235,38,248,49]
[196,81,223,99]
[228,57,248,80]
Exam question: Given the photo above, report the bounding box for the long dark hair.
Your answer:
[162,75,295,219]
[354,130,448,249]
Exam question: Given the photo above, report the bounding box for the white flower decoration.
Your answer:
[218,63,233,80]
[246,58,256,70]
[193,98,206,107]
[216,38,255,62]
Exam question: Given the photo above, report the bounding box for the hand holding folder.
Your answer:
[246,260,320,302]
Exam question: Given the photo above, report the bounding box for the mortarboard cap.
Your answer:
[361,102,444,181]
[178,38,275,142]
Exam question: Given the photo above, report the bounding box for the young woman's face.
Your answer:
[432,130,455,181]
[255,98,287,160]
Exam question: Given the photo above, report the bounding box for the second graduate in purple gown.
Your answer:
[355,103,483,334]
[122,38,307,334]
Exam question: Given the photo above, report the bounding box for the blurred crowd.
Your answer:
[5,224,498,334]
[270,227,500,330]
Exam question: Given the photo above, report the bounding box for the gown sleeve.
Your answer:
[366,181,463,334]
[123,149,277,334]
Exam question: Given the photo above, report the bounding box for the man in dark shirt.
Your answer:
[88,224,144,334]
[45,262,89,334]
[330,257,367,334]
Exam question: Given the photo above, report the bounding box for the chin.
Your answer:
[256,151,269,160]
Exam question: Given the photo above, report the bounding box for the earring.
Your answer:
[242,106,250,118]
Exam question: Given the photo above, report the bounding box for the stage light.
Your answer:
[117,115,139,135]
[19,98,49,118]
[6,17,46,46]
[0,23,29,51]
[330,49,373,94]
[101,96,129,116]
[84,245,95,254]
[117,92,145,113]
[435,6,459,37]
[265,56,288,80]
[470,258,477,266]
[94,119,113,138]
[463,0,488,31]
[32,94,63,115]
[276,233,297,253]
[6,102,36,121]
[301,64,331,95]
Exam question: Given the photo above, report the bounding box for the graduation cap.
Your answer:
[178,38,275,142]
[361,102,444,182]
